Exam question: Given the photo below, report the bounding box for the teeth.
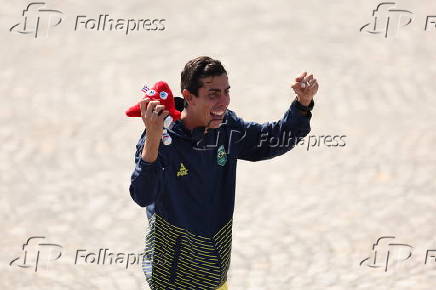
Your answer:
[211,110,225,115]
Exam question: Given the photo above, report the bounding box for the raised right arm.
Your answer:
[129,98,169,207]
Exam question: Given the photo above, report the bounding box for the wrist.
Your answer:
[298,100,311,106]
[141,148,158,163]
[294,97,314,111]
[142,135,160,162]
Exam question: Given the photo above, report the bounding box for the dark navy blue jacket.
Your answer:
[129,100,311,289]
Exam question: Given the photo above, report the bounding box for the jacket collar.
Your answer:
[169,114,228,142]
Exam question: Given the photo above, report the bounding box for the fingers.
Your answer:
[301,74,313,88]
[153,104,166,117]
[295,72,307,82]
[293,72,315,89]
[140,97,150,114]
[295,74,318,90]
[291,73,319,102]
[159,110,170,121]
[306,74,314,83]
[292,85,303,95]
[310,80,319,93]
[145,100,160,118]
[307,77,317,89]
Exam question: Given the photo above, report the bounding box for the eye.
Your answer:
[146,89,156,96]
[159,91,168,100]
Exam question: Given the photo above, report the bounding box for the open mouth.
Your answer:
[210,109,226,120]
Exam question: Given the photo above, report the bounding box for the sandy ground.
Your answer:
[1,0,436,289]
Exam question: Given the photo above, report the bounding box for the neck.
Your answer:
[181,109,210,134]
[181,109,199,131]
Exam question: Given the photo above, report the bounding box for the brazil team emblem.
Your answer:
[217,145,227,166]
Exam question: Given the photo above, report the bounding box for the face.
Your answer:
[185,74,230,129]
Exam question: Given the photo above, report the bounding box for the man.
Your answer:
[129,56,318,290]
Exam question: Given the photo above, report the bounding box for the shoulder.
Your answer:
[222,109,244,129]
[222,109,261,132]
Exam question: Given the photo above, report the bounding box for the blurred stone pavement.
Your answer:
[1,0,436,289]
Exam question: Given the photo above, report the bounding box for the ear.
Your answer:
[182,89,195,106]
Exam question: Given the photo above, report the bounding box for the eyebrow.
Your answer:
[208,86,231,92]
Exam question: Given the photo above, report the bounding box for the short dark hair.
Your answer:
[180,56,227,107]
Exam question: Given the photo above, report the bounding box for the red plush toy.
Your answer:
[125,81,181,145]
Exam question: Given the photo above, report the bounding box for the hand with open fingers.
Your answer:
[291,72,319,106]
[139,98,170,143]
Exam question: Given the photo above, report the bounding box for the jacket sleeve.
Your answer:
[129,130,164,207]
[234,99,312,161]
